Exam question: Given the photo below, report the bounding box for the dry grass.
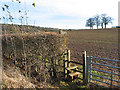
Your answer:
[2,64,36,88]
[2,58,61,89]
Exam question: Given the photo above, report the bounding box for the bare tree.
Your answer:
[19,16,24,25]
[1,0,35,25]
[94,14,101,29]
[101,14,113,28]
[86,18,95,29]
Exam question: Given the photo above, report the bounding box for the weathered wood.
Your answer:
[67,49,71,67]
[73,69,83,73]
[69,72,80,76]
[67,49,71,77]
[64,49,83,80]
[66,66,78,71]
[64,50,68,78]
[63,60,83,65]
[64,49,71,78]
[69,72,80,79]
[69,61,83,65]
[83,51,89,85]
[83,51,86,84]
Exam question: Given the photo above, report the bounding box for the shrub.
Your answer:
[2,30,67,84]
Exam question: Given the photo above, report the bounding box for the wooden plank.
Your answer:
[69,61,83,65]
[66,66,78,71]
[73,69,83,73]
[69,72,80,77]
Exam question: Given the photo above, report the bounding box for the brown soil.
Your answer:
[66,29,118,62]
[66,28,120,88]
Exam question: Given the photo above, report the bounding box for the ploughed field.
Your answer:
[66,28,118,62]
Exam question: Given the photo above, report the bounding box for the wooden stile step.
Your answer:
[66,66,78,71]
[69,72,80,77]
[69,72,80,79]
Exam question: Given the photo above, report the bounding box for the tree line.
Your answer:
[86,14,113,29]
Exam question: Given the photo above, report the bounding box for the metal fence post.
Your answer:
[111,60,113,88]
[89,56,92,83]
[86,56,89,84]
[83,51,88,85]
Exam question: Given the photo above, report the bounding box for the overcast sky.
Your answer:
[0,0,119,29]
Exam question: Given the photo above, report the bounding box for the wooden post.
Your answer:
[67,49,71,67]
[67,49,70,77]
[83,51,88,85]
[64,49,71,78]
[64,50,68,78]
